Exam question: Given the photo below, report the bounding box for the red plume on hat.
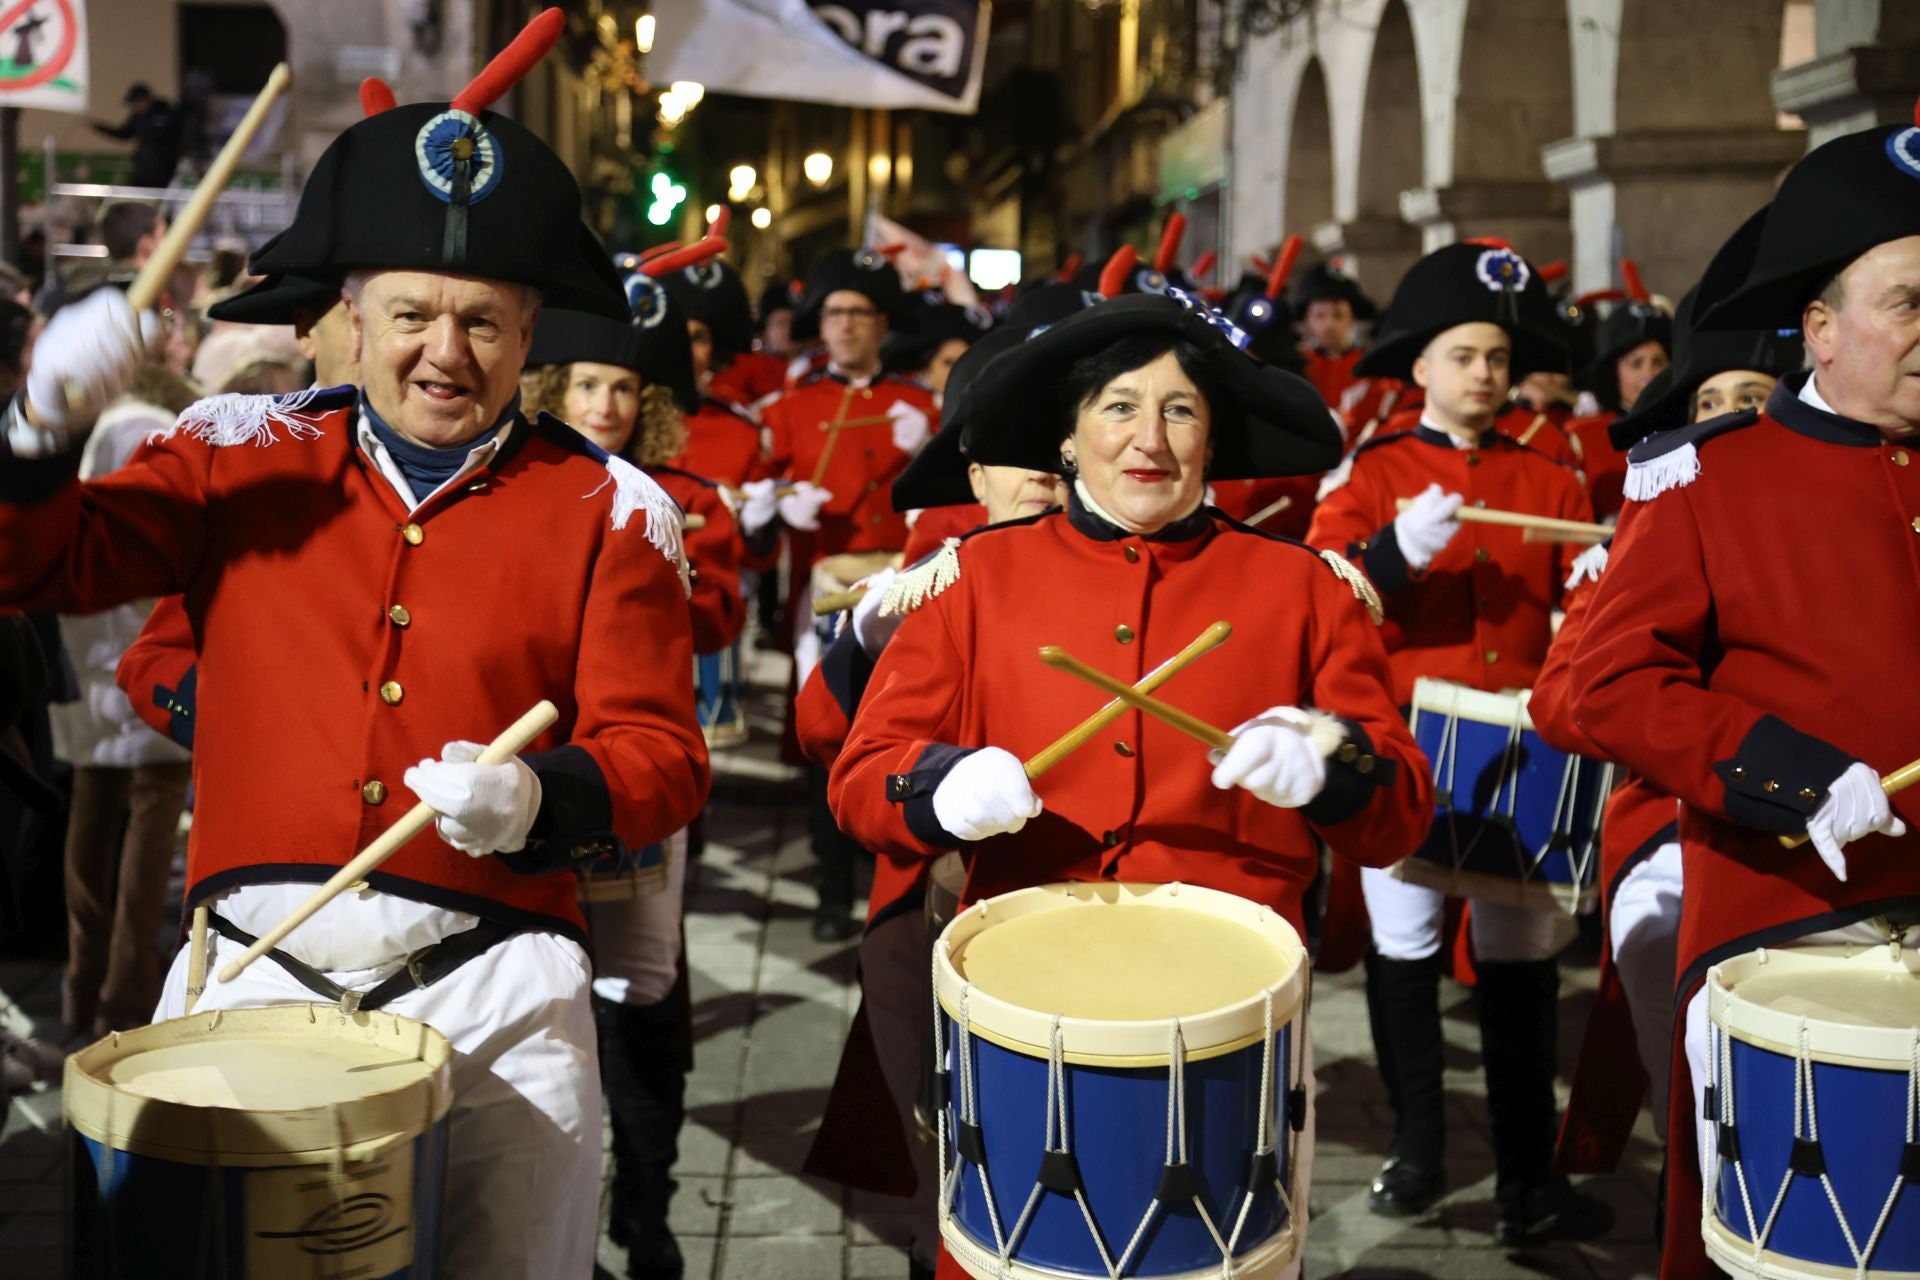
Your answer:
[1098,245,1137,299]
[1538,260,1569,285]
[359,78,396,116]
[1266,236,1303,302]
[1154,214,1187,275]
[453,7,564,115]
[636,237,728,277]
[1056,253,1083,283]
[1620,258,1650,304]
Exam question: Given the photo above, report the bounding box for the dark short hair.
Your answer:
[98,201,160,261]
[1054,333,1228,447]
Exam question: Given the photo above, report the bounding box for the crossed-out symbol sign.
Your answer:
[0,0,78,92]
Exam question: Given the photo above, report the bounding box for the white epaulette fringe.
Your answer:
[152,388,328,447]
[878,537,961,617]
[1623,443,1700,501]
[1565,541,1610,590]
[587,454,692,597]
[1319,549,1384,625]
[1315,452,1356,501]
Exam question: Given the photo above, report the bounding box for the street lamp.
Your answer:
[634,14,655,52]
[728,164,757,202]
[750,208,772,230]
[670,81,704,108]
[705,204,722,224]
[803,152,833,187]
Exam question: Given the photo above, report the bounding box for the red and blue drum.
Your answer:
[933,882,1308,1279]
[694,641,748,748]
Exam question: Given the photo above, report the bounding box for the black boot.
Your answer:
[1474,958,1613,1245]
[595,994,687,1280]
[807,764,860,941]
[1364,950,1448,1216]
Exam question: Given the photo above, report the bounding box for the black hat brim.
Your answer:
[960,294,1342,480]
[207,273,342,325]
[891,421,976,509]
[1353,323,1568,382]
[527,306,699,413]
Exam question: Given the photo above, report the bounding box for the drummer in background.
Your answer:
[887,293,995,553]
[520,251,741,1280]
[1529,219,1802,1201]
[0,16,709,1276]
[666,252,789,415]
[745,247,936,940]
[1307,241,1610,1243]
[829,292,1437,1278]
[1562,272,1671,518]
[1210,253,1321,541]
[757,278,801,360]
[1294,259,1374,411]
[1567,116,1920,1280]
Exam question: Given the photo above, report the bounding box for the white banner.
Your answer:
[0,0,88,113]
[647,0,989,115]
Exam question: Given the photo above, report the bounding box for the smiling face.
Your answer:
[347,270,540,447]
[1804,236,1920,438]
[967,462,1065,524]
[1063,348,1212,534]
[1412,321,1512,435]
[561,361,644,455]
[1615,338,1670,411]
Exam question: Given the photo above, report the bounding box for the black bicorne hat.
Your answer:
[1581,300,1673,411]
[207,273,342,325]
[1701,102,1920,330]
[961,292,1342,481]
[882,295,994,374]
[1222,271,1305,375]
[251,10,628,321]
[758,279,799,320]
[1610,208,1803,450]
[1354,241,1569,381]
[793,248,915,338]
[662,257,755,356]
[891,285,1095,510]
[526,250,710,412]
[1294,260,1377,321]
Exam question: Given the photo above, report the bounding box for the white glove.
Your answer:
[1208,708,1329,809]
[404,740,543,857]
[1804,761,1907,882]
[19,289,146,448]
[888,400,932,453]
[737,478,779,536]
[776,480,833,532]
[1393,482,1463,572]
[851,567,902,655]
[932,746,1043,842]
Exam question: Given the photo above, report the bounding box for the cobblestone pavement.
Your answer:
[0,653,1664,1278]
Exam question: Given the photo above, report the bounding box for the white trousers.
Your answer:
[1683,917,1920,1190]
[585,828,689,1006]
[1607,841,1683,1137]
[1360,865,1574,962]
[157,917,602,1280]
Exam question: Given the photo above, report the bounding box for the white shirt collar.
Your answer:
[1418,414,1480,448]
[355,412,516,513]
[1799,373,1837,416]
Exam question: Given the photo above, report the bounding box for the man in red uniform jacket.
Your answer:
[1568,115,1920,1280]
[0,20,709,1277]
[1308,241,1609,1243]
[1295,259,1375,411]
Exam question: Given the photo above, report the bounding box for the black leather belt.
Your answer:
[205,911,520,1013]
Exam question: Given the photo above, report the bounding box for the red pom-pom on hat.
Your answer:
[359,78,396,117]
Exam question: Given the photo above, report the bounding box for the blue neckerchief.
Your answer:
[360,392,520,502]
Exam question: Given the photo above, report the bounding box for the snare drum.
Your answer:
[65,1006,453,1279]
[577,839,669,903]
[694,640,748,748]
[1702,946,1920,1279]
[1395,676,1610,913]
[934,882,1308,1280]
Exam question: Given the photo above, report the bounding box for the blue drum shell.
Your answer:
[946,1025,1294,1275]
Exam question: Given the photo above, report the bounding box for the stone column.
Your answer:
[1398,181,1569,265]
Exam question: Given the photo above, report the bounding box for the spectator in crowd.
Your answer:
[35,201,165,317]
[0,298,40,401]
[92,82,182,189]
[0,261,31,308]
[217,354,307,395]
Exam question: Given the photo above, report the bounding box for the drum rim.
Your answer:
[1700,1209,1920,1280]
[1708,946,1920,1069]
[1409,675,1538,732]
[64,1005,455,1166]
[942,1199,1301,1278]
[934,881,1307,1066]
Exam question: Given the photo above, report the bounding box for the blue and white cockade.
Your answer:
[1474,247,1531,294]
[1886,126,1920,180]
[414,109,505,205]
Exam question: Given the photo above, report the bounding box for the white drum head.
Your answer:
[1709,946,1920,1068]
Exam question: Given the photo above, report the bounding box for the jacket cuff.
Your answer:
[1712,715,1856,834]
[1357,523,1415,595]
[155,666,196,749]
[821,628,877,720]
[505,743,622,874]
[0,396,83,505]
[1301,717,1397,827]
[889,742,975,847]
[743,522,781,559]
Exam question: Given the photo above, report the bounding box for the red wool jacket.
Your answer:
[1300,344,1365,412]
[669,398,769,492]
[0,392,710,939]
[647,465,744,656]
[762,372,937,558]
[705,350,789,408]
[1566,378,1920,1280]
[1564,410,1627,518]
[828,496,1433,936]
[1307,424,1593,703]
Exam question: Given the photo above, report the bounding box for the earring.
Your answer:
[1058,453,1077,477]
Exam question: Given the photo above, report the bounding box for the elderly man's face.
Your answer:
[1805,236,1920,439]
[347,271,539,447]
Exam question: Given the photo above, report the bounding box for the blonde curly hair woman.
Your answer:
[520,361,688,463]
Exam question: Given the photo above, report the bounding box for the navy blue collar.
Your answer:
[1413,423,1496,450]
[1768,371,1881,448]
[1066,485,1212,543]
[360,392,521,501]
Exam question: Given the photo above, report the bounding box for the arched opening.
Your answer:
[1352,0,1423,299]
[1283,57,1334,238]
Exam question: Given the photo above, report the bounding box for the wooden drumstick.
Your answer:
[683,513,707,531]
[1037,645,1235,753]
[217,699,559,984]
[184,904,209,1013]
[1523,525,1608,545]
[1025,621,1232,777]
[1245,495,1294,529]
[813,585,867,616]
[1394,498,1610,540]
[1778,756,1920,849]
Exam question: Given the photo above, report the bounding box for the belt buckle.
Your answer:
[405,944,437,991]
[338,988,363,1015]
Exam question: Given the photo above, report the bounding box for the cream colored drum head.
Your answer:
[1708,946,1920,1069]
[935,882,1306,1066]
[103,1030,439,1110]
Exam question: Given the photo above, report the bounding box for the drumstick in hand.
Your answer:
[1025,622,1232,776]
[217,699,559,984]
[813,585,868,616]
[1778,756,1920,849]
[1038,646,1235,752]
[1394,498,1609,540]
[1245,495,1294,529]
